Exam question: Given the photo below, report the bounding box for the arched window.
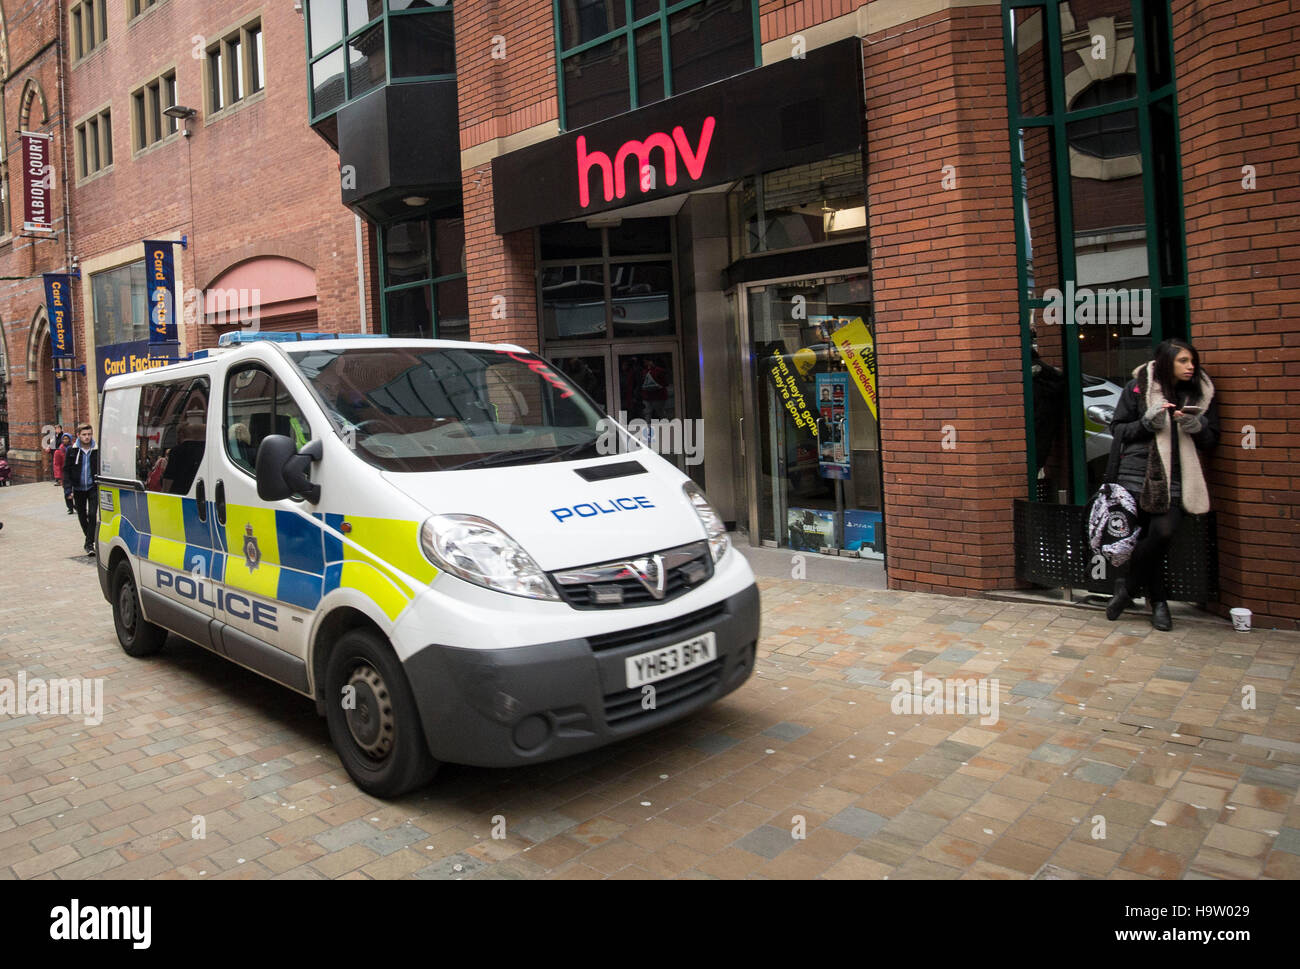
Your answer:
[1069,75,1139,159]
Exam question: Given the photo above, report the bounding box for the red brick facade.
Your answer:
[0,0,73,482]
[862,6,1024,595]
[1173,0,1300,626]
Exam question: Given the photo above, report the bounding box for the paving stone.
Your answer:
[825,806,889,840]
[1073,761,1125,786]
[762,722,811,742]
[732,825,795,859]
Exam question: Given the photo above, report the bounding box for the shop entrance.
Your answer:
[735,271,882,555]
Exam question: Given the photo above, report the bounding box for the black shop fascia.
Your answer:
[492,38,865,239]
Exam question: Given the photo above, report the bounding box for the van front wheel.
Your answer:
[323,629,439,798]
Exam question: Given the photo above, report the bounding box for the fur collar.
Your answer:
[1131,361,1213,514]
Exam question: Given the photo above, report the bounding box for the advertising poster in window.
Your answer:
[787,507,836,551]
[815,372,851,479]
[829,316,879,419]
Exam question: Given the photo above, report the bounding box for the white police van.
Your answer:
[95,333,759,796]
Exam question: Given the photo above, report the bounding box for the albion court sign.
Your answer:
[492,39,863,234]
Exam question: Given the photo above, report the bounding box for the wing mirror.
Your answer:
[255,435,322,503]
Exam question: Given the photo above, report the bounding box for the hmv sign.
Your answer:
[493,39,863,234]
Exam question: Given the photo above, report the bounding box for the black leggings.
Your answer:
[1125,500,1184,602]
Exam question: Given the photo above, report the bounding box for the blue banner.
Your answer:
[43,273,74,358]
[144,240,177,345]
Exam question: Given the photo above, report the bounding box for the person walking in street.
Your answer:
[45,423,64,483]
[1105,339,1219,631]
[67,423,100,555]
[56,433,75,513]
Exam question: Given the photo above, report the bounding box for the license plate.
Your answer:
[625,632,717,689]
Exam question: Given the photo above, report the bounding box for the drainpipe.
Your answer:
[55,11,80,426]
[354,214,367,334]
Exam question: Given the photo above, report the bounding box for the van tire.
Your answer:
[323,628,439,798]
[112,560,167,657]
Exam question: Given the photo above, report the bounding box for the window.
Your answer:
[74,107,114,179]
[206,18,264,116]
[91,260,148,346]
[70,0,108,62]
[137,378,210,496]
[305,0,456,124]
[132,70,178,151]
[539,218,677,343]
[728,154,867,258]
[224,366,313,475]
[555,0,757,130]
[379,216,468,339]
[1002,0,1188,503]
[130,0,163,18]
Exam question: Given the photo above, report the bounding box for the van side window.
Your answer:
[137,377,209,495]
[225,365,312,474]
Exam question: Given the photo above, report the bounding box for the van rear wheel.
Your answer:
[112,560,167,657]
[323,628,438,798]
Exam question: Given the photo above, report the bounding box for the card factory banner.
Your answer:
[95,339,174,393]
[830,317,879,419]
[42,273,74,358]
[144,240,177,345]
[21,132,54,234]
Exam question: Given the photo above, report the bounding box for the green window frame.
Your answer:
[378,216,468,339]
[554,0,761,131]
[305,0,456,125]
[1001,0,1189,504]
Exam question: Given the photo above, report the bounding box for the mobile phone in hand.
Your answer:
[1178,405,1203,416]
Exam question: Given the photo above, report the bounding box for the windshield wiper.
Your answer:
[539,440,600,463]
[451,448,560,471]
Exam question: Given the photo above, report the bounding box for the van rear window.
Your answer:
[136,377,209,495]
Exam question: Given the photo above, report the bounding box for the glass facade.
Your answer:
[1002,0,1187,503]
[305,0,455,123]
[379,215,469,340]
[554,0,759,130]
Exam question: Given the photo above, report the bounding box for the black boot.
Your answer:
[1106,581,1135,621]
[1151,600,1172,632]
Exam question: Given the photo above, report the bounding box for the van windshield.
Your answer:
[285,346,607,472]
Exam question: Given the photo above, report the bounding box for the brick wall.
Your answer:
[67,1,367,371]
[1172,0,1300,628]
[0,0,75,481]
[863,5,1025,593]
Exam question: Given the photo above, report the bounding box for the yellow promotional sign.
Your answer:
[830,317,878,419]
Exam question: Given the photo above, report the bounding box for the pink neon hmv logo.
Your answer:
[576,116,716,207]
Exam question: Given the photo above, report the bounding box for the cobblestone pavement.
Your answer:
[2,481,1299,880]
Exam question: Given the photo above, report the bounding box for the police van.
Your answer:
[95,334,759,796]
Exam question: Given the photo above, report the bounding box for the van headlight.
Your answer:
[420,515,560,601]
[683,482,729,563]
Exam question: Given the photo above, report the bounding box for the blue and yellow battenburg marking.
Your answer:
[98,488,437,620]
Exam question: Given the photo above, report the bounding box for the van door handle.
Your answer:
[196,479,207,522]
[215,480,226,526]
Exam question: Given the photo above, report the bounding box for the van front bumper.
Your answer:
[403,582,760,768]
